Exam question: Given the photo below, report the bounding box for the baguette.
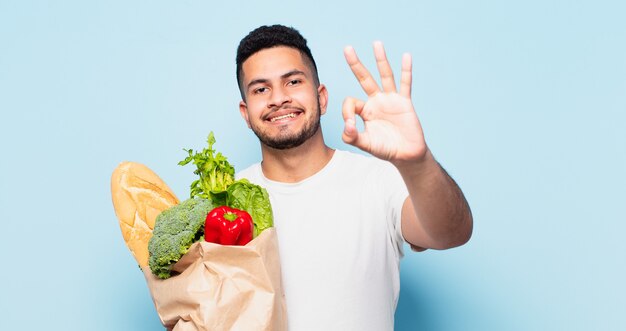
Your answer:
[111,162,179,267]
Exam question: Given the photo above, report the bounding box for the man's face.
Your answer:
[239,46,327,150]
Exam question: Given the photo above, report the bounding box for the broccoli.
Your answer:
[148,197,214,279]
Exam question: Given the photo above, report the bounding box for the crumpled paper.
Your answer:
[143,228,287,331]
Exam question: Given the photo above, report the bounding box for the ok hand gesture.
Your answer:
[342,42,429,167]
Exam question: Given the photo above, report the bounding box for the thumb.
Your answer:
[341,97,364,145]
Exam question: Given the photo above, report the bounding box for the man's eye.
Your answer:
[254,87,268,94]
[287,79,301,86]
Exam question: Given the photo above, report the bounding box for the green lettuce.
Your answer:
[211,179,273,237]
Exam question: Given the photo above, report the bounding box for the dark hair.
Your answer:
[236,24,319,99]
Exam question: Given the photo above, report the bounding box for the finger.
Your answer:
[341,97,365,145]
[399,52,412,98]
[344,45,380,97]
[373,41,396,93]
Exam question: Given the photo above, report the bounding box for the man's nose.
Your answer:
[268,86,291,108]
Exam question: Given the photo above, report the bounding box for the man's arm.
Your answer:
[342,41,473,250]
[398,153,473,250]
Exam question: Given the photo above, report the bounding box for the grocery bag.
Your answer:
[143,228,287,331]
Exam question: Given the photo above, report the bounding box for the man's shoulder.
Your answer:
[335,148,371,163]
[335,149,396,171]
[235,162,261,181]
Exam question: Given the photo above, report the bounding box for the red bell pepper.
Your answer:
[204,206,253,246]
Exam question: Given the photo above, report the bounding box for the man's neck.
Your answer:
[259,130,334,183]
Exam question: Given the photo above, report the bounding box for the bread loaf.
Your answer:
[111,162,179,267]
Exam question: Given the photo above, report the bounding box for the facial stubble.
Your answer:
[250,98,322,150]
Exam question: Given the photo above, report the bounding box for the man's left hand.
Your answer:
[342,42,428,168]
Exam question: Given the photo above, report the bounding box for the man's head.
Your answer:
[236,24,319,100]
[236,25,328,151]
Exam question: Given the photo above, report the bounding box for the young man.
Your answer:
[235,25,473,330]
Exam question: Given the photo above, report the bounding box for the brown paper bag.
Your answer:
[143,228,287,331]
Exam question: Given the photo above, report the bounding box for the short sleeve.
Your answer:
[377,160,409,260]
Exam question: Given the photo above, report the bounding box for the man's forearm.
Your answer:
[396,150,473,249]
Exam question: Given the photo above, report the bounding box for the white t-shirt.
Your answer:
[236,149,408,331]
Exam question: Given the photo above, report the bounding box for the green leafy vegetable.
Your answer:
[223,179,273,237]
[178,132,235,199]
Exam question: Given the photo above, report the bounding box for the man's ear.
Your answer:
[318,84,329,115]
[239,101,251,128]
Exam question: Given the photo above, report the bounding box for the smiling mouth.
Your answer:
[270,113,297,122]
[266,110,303,123]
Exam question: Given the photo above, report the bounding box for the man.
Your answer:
[235,25,472,330]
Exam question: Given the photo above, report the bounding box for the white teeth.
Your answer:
[270,113,297,122]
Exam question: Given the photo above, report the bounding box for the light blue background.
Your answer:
[1,1,625,330]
